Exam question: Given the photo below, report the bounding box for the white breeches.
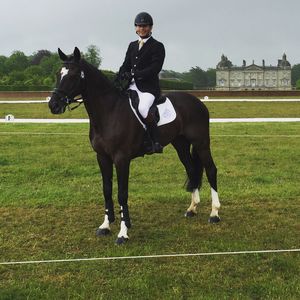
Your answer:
[129,82,155,118]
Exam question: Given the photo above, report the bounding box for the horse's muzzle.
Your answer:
[48,95,66,114]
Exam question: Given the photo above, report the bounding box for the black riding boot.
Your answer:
[144,108,163,154]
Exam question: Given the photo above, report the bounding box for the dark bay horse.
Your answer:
[48,47,221,244]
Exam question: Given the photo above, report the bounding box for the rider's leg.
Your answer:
[143,105,163,154]
[138,92,163,154]
[129,86,163,154]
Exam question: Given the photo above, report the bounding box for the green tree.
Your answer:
[291,64,300,86]
[24,65,44,78]
[43,76,54,87]
[84,45,102,68]
[296,79,300,90]
[9,70,26,83]
[0,55,8,75]
[39,53,61,77]
[0,75,12,85]
[0,49,61,90]
[5,51,29,72]
[160,70,183,80]
[206,68,216,87]
[182,66,207,89]
[31,50,51,65]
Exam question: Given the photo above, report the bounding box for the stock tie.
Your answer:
[138,39,144,50]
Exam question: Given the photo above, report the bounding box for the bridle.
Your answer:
[51,62,85,111]
[52,87,83,111]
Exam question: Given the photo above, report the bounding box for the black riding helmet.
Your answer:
[134,12,153,26]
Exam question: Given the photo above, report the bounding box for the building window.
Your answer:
[281,78,289,86]
[219,79,225,87]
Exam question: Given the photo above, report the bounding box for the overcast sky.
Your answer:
[1,0,299,72]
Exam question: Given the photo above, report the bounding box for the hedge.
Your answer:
[0,78,194,91]
[0,85,52,91]
[159,79,193,90]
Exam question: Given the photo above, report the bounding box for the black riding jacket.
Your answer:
[118,37,165,97]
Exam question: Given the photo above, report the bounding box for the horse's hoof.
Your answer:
[209,216,221,223]
[116,236,128,245]
[96,228,111,236]
[185,211,196,218]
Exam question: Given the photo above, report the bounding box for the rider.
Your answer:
[117,12,165,154]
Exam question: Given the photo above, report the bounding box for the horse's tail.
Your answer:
[185,146,204,192]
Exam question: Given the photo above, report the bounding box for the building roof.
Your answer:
[216,54,233,69]
[216,53,291,70]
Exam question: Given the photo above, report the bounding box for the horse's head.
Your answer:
[48,47,85,114]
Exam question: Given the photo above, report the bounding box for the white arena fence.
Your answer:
[1,248,299,266]
[1,118,300,123]
[1,98,299,123]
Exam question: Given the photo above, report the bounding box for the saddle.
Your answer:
[127,90,163,124]
[127,90,176,129]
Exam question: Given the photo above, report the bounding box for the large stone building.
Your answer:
[216,54,292,90]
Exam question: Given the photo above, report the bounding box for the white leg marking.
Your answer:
[193,188,200,204]
[187,188,200,214]
[99,214,110,230]
[117,221,129,239]
[117,206,129,239]
[210,188,221,217]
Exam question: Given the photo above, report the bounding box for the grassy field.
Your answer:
[1,100,300,119]
[0,101,300,299]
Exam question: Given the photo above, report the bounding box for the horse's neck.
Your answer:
[82,70,120,132]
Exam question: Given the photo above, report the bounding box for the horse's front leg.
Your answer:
[96,153,115,236]
[115,156,131,245]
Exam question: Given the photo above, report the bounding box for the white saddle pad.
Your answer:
[129,97,177,129]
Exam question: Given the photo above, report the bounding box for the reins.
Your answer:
[67,96,83,111]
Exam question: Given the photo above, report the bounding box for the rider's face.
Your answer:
[136,25,152,38]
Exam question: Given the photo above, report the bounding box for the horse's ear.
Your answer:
[58,48,68,61]
[74,47,81,62]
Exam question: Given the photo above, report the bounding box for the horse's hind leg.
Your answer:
[172,137,203,217]
[198,147,221,223]
[96,154,115,236]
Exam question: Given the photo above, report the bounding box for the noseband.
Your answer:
[52,87,83,111]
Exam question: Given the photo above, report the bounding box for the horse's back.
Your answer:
[162,91,210,145]
[165,91,209,123]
